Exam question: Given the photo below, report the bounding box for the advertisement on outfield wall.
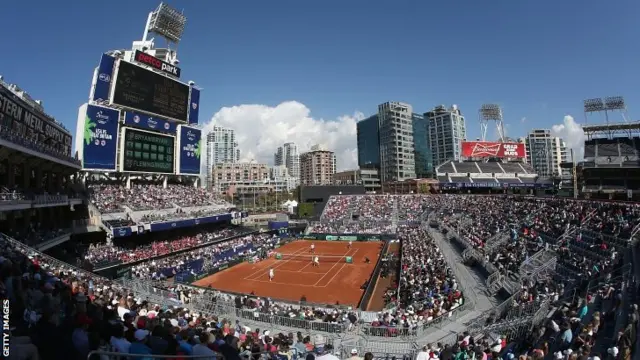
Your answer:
[188,87,200,125]
[176,125,202,175]
[92,53,115,102]
[123,111,176,134]
[461,141,526,158]
[82,105,120,170]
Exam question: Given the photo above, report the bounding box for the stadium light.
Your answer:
[604,96,625,110]
[479,104,503,121]
[583,98,605,113]
[148,3,186,44]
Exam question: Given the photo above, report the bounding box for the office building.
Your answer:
[274,142,300,178]
[212,162,270,194]
[333,168,381,193]
[270,165,299,192]
[356,115,380,168]
[300,144,336,186]
[521,129,569,178]
[425,105,466,167]
[412,113,433,178]
[378,102,416,182]
[205,126,240,188]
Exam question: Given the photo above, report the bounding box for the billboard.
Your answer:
[176,125,202,175]
[461,141,526,158]
[110,60,189,122]
[123,111,176,134]
[188,87,200,125]
[0,85,73,157]
[120,127,175,174]
[82,105,120,170]
[133,50,181,77]
[92,54,116,102]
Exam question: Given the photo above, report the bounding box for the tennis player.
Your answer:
[348,240,353,249]
[269,268,274,281]
[313,256,319,267]
[310,243,315,253]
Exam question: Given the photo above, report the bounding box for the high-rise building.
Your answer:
[425,105,466,167]
[521,129,569,178]
[299,144,336,186]
[274,142,300,178]
[412,113,433,178]
[378,102,416,182]
[356,115,380,168]
[205,126,240,188]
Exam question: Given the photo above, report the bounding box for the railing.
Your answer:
[87,351,222,359]
[0,192,29,202]
[33,194,68,204]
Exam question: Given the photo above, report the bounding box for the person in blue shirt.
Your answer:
[130,329,154,360]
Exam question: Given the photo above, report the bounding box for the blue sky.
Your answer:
[2,0,639,167]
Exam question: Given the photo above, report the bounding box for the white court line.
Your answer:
[248,279,327,287]
[312,249,358,286]
[242,247,307,281]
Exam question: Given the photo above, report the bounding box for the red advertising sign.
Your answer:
[461,141,526,158]
[134,50,181,77]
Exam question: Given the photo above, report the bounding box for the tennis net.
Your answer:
[275,253,353,263]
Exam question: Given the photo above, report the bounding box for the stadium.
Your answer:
[1,3,639,360]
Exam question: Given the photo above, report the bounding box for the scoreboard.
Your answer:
[120,128,175,174]
[111,60,190,122]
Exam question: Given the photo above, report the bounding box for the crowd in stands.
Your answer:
[5,193,640,360]
[130,232,275,280]
[84,227,250,267]
[140,207,232,224]
[0,232,365,360]
[88,182,230,213]
[372,226,463,333]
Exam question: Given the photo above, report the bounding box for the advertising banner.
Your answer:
[123,111,176,134]
[439,182,552,189]
[82,105,120,170]
[92,54,115,102]
[188,87,200,125]
[461,141,526,158]
[149,213,232,232]
[176,125,202,175]
[268,221,289,230]
[0,86,73,157]
[133,50,181,77]
[112,226,134,238]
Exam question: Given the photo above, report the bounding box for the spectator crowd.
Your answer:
[3,194,640,360]
[88,182,230,213]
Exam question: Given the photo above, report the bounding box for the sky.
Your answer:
[2,0,640,170]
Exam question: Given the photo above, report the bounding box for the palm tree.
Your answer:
[83,116,96,145]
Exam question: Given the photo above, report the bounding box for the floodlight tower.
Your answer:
[479,104,505,142]
[583,96,630,125]
[139,3,187,64]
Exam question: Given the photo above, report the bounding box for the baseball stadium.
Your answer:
[0,3,638,360]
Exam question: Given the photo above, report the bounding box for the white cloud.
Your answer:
[551,115,585,161]
[202,101,364,171]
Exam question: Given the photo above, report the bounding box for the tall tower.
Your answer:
[478,104,505,142]
[378,101,416,182]
[205,126,239,188]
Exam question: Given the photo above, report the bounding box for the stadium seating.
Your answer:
[8,194,640,360]
[88,181,231,214]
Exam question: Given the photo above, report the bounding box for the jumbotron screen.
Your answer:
[111,60,189,122]
[121,128,175,173]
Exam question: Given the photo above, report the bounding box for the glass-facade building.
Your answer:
[356,115,380,168]
[412,113,433,178]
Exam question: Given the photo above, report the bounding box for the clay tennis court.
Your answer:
[193,240,383,306]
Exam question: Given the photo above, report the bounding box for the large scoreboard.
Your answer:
[120,128,175,174]
[78,53,202,175]
[111,60,190,122]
